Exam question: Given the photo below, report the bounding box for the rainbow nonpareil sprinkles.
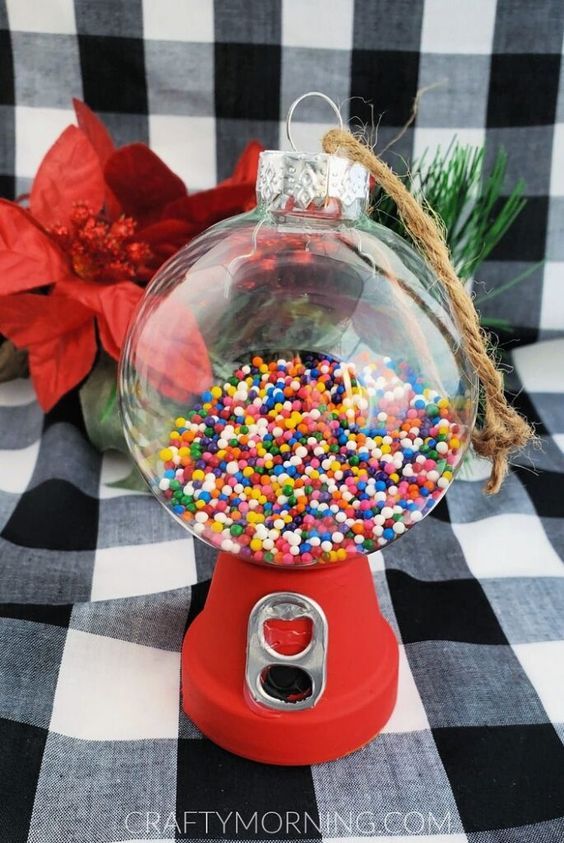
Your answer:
[156,353,468,565]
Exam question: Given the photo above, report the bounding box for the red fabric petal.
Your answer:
[0,292,93,347]
[30,126,106,228]
[28,319,97,411]
[96,282,144,360]
[0,200,68,293]
[164,182,257,226]
[225,140,263,184]
[72,99,115,165]
[71,100,122,220]
[104,144,186,224]
[135,218,195,270]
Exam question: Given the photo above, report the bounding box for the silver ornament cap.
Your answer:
[256,150,370,220]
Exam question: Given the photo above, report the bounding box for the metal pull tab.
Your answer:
[245,592,328,711]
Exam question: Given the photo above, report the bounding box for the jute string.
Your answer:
[322,127,533,493]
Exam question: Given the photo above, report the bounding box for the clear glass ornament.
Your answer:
[119,147,478,568]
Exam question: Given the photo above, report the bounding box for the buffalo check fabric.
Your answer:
[0,0,564,343]
[1,1,564,842]
[1,350,564,842]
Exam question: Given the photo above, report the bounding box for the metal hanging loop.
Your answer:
[286,91,343,152]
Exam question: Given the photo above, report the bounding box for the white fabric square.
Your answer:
[0,378,36,407]
[381,646,430,734]
[6,0,76,34]
[282,0,353,50]
[551,124,564,195]
[0,441,40,494]
[420,0,496,54]
[512,337,564,394]
[50,629,180,740]
[368,550,385,572]
[413,127,486,165]
[513,640,564,723]
[149,114,216,191]
[143,0,214,42]
[540,262,564,332]
[15,106,75,179]
[99,451,148,499]
[554,434,564,452]
[91,538,197,601]
[452,514,564,579]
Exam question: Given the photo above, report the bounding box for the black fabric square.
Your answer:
[0,28,14,106]
[214,43,280,120]
[78,35,148,114]
[0,717,48,843]
[487,197,548,262]
[0,602,72,628]
[386,570,508,645]
[487,54,560,127]
[514,466,564,519]
[183,579,211,636]
[350,50,419,127]
[0,173,14,199]
[1,480,98,551]
[433,724,564,832]
[43,388,88,435]
[176,739,320,840]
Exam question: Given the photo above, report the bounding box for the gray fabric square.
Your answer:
[482,577,564,643]
[97,495,184,548]
[382,513,472,580]
[0,105,14,176]
[447,472,536,523]
[281,47,350,123]
[97,111,149,146]
[417,54,490,128]
[214,0,281,44]
[28,422,101,498]
[372,125,415,170]
[485,126,555,196]
[373,568,401,640]
[476,260,543,332]
[353,0,424,51]
[28,734,177,843]
[469,816,564,842]
[145,41,214,116]
[493,0,564,54]
[74,0,144,37]
[312,730,463,835]
[70,587,191,652]
[0,540,95,603]
[0,490,21,534]
[531,393,564,435]
[216,117,279,180]
[557,60,564,122]
[547,197,564,261]
[406,640,548,728]
[0,618,67,728]
[0,401,43,450]
[12,33,82,108]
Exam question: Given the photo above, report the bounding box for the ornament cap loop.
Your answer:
[285,91,344,152]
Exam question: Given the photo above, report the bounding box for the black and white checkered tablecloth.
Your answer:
[0,342,563,842]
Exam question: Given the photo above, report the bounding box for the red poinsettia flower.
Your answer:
[0,99,263,411]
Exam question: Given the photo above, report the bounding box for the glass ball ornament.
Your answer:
[119,148,478,568]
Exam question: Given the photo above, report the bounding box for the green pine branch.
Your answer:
[371,141,527,283]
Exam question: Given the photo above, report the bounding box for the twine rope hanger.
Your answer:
[286,92,533,493]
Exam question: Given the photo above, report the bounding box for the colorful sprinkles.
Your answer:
[156,353,467,565]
